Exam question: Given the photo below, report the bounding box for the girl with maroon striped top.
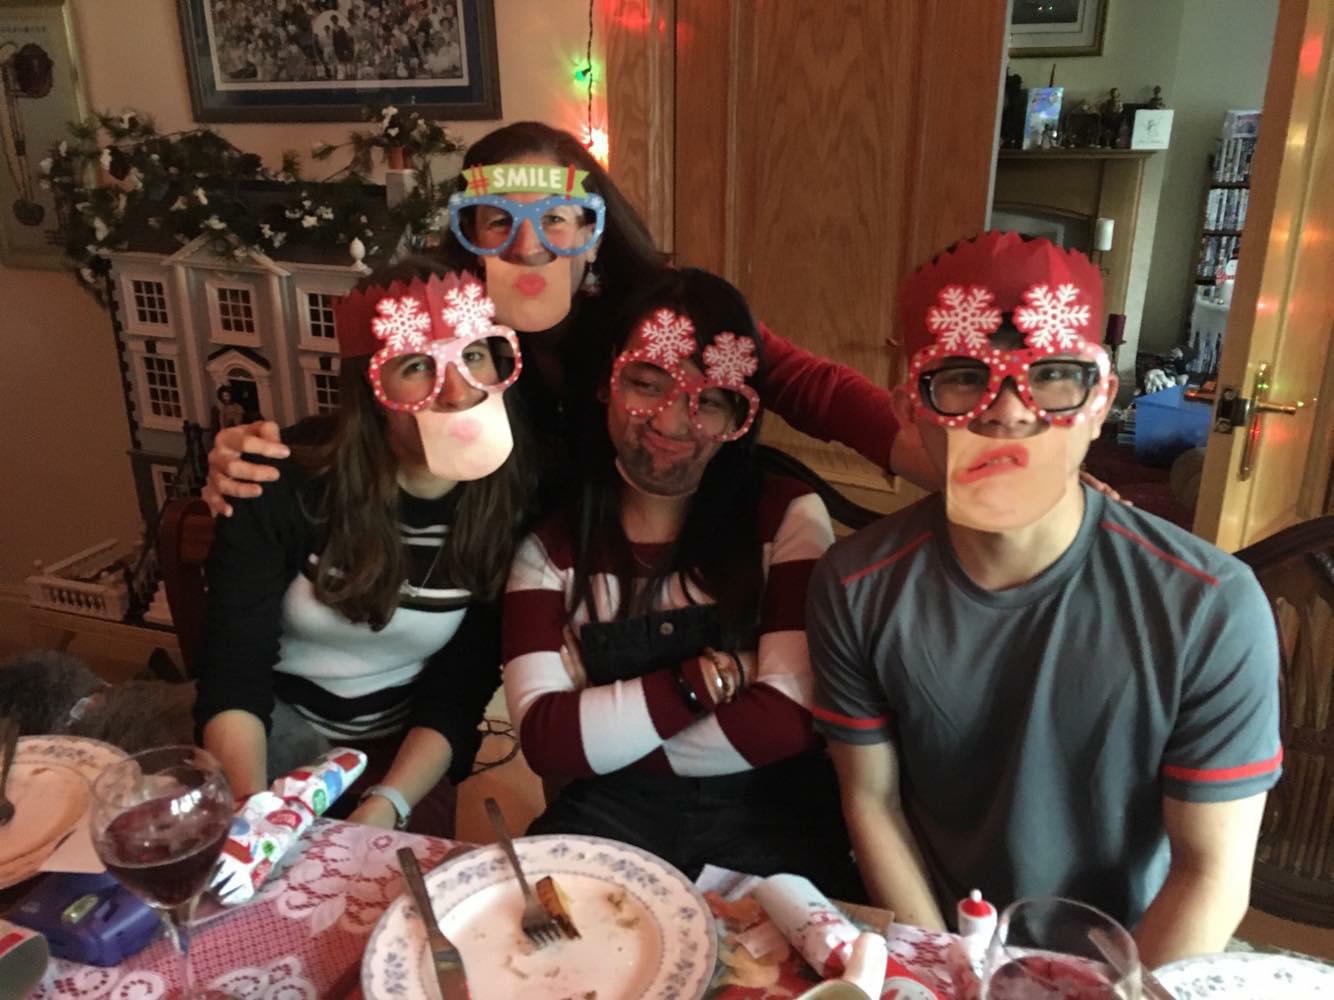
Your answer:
[502,268,861,897]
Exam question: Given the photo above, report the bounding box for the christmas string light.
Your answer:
[580,0,608,164]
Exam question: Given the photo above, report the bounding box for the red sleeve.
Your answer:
[757,321,899,471]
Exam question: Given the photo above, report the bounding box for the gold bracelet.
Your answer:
[702,647,736,704]
[698,651,726,707]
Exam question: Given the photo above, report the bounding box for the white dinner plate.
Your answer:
[1155,951,1334,998]
[0,735,127,887]
[363,834,717,1000]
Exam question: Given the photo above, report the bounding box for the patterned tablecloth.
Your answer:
[26,819,961,999]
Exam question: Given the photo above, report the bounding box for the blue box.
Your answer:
[1134,385,1213,467]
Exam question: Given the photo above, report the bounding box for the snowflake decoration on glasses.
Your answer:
[926,285,1004,352]
[638,309,697,364]
[702,332,758,386]
[372,295,432,353]
[1013,282,1091,351]
[442,280,495,340]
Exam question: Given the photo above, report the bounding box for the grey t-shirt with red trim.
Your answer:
[807,485,1282,928]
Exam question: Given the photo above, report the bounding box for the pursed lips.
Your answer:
[955,443,1029,484]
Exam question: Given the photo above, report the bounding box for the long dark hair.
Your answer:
[294,258,537,629]
[567,268,768,644]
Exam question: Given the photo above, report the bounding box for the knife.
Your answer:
[397,847,470,999]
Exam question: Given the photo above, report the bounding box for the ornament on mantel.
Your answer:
[349,237,370,274]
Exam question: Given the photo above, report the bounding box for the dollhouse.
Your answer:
[105,182,403,527]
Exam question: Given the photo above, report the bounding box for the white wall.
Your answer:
[1007,0,1277,363]
[1140,0,1277,355]
[0,0,594,592]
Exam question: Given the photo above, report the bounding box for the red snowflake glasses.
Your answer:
[610,309,761,442]
[907,281,1110,427]
[367,280,523,412]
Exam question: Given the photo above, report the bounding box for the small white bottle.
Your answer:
[957,889,997,963]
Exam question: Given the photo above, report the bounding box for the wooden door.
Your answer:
[1194,0,1334,550]
[607,0,1008,504]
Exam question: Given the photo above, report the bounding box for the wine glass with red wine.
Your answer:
[982,897,1141,999]
[90,746,235,999]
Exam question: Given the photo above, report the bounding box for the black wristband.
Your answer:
[671,664,706,716]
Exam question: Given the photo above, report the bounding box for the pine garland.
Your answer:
[42,106,465,297]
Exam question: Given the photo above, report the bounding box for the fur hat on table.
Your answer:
[0,649,196,755]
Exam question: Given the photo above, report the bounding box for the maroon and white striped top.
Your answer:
[502,476,833,779]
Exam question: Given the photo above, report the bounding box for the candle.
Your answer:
[1093,217,1115,252]
[1104,313,1127,347]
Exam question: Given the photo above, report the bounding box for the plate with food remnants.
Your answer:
[363,834,717,1000]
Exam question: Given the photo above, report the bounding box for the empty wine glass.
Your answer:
[90,745,235,1000]
[983,897,1141,1000]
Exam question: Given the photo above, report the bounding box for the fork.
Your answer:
[483,796,566,948]
[0,717,18,827]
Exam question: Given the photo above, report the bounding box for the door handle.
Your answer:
[1239,362,1303,480]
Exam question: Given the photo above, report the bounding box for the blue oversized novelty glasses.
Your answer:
[448,192,606,258]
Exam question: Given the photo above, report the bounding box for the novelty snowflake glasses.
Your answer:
[907,281,1110,428]
[611,309,761,443]
[364,275,522,413]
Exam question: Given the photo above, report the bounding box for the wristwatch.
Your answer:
[361,784,412,830]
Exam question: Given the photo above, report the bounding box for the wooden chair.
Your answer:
[755,444,882,531]
[1235,515,1334,927]
[156,496,216,679]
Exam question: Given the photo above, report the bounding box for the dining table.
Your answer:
[21,817,963,999]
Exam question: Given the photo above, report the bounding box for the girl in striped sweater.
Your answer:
[503,268,860,897]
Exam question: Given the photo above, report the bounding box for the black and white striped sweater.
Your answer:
[194,454,500,783]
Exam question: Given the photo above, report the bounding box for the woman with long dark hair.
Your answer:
[503,269,861,896]
[203,120,929,513]
[194,258,536,835]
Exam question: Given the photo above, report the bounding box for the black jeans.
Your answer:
[528,750,865,902]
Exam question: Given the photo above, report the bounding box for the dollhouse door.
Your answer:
[1192,0,1334,549]
[605,0,1010,510]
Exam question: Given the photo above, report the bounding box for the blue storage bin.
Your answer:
[1134,384,1213,467]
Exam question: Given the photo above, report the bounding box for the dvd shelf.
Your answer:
[1194,110,1259,301]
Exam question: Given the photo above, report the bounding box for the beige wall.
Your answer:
[0,0,592,594]
[1008,0,1277,363]
[1139,0,1277,355]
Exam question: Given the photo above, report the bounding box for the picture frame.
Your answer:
[0,0,87,269]
[1009,0,1109,58]
[177,0,501,123]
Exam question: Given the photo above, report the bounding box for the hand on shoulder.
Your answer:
[203,420,290,517]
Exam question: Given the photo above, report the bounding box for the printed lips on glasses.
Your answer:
[610,309,760,443]
[367,276,522,413]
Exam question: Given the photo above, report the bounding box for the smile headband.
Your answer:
[462,162,591,197]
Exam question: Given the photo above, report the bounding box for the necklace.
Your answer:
[406,540,445,593]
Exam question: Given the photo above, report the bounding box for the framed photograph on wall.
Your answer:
[1009,0,1109,58]
[0,0,86,269]
[177,0,501,123]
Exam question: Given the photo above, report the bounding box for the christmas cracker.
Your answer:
[212,748,367,905]
[750,873,941,996]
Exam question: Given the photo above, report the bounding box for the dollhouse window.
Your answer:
[306,292,337,340]
[311,372,340,414]
[132,280,169,325]
[215,286,256,335]
[150,464,177,509]
[142,355,183,421]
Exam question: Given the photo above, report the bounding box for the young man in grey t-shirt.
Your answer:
[807,232,1281,969]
